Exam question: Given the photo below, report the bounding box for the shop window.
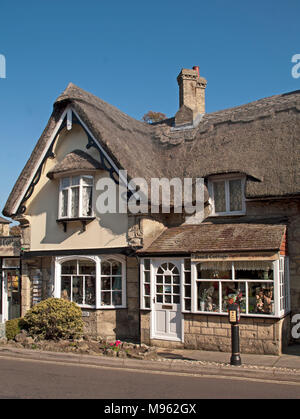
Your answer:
[61,259,96,307]
[195,259,289,317]
[57,256,126,309]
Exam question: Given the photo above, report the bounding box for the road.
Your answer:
[0,355,299,400]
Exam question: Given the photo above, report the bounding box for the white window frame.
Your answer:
[208,175,246,216]
[140,257,290,319]
[58,175,94,219]
[191,257,290,318]
[54,255,126,309]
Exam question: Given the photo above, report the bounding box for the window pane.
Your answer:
[101,278,111,290]
[85,276,96,306]
[61,189,68,217]
[101,291,111,306]
[144,259,150,271]
[82,176,93,186]
[112,291,122,305]
[61,276,71,301]
[173,276,180,284]
[213,181,226,213]
[184,299,191,311]
[197,264,231,280]
[78,260,95,275]
[197,282,219,312]
[144,297,150,308]
[2,258,20,268]
[101,261,111,276]
[248,283,274,315]
[144,284,150,296]
[185,285,191,298]
[61,261,77,275]
[72,276,83,305]
[144,271,150,283]
[111,260,122,275]
[156,275,163,284]
[72,176,80,186]
[229,179,242,211]
[184,259,191,271]
[61,177,70,188]
[235,267,273,281]
[112,277,122,290]
[71,187,79,217]
[184,272,191,284]
[221,282,246,313]
[82,186,93,216]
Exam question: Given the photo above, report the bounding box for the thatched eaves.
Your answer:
[3,84,300,217]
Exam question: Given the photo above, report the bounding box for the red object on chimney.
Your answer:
[193,66,200,76]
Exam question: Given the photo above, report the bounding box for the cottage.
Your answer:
[2,67,300,354]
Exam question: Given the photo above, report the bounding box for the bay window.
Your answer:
[140,257,290,318]
[55,256,126,309]
[59,175,93,219]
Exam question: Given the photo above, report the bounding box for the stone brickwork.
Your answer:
[74,256,140,341]
[140,310,290,355]
[184,314,291,355]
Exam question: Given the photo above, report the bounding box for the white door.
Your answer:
[152,261,182,341]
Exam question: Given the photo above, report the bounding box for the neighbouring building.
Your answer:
[2,67,300,354]
[0,217,21,337]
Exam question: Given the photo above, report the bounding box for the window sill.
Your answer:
[56,217,95,232]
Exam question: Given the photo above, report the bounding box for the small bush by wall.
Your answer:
[22,298,83,340]
[5,318,25,341]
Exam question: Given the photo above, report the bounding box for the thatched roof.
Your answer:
[47,149,104,179]
[0,216,10,224]
[137,223,286,254]
[3,83,300,216]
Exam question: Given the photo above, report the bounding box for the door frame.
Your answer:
[150,258,184,342]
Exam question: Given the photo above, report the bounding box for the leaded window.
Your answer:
[209,176,245,216]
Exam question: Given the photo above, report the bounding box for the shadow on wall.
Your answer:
[27,176,128,246]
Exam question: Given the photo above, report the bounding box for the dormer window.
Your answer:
[209,175,245,216]
[59,175,93,219]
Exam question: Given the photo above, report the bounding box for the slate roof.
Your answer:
[3,82,300,216]
[138,223,286,254]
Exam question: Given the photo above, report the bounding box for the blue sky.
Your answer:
[0,0,299,219]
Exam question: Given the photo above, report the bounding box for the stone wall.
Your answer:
[140,311,290,355]
[184,314,291,355]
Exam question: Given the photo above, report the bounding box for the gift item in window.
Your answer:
[199,289,208,311]
[61,289,69,301]
[206,286,215,311]
[254,285,274,314]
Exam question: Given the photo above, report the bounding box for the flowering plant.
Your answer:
[109,340,122,351]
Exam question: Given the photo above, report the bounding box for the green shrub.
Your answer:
[5,318,25,340]
[22,298,83,340]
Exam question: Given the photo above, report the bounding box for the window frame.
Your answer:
[208,175,246,216]
[58,174,94,220]
[54,255,126,309]
[140,257,290,319]
[191,258,290,318]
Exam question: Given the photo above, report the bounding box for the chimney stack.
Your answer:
[175,66,207,127]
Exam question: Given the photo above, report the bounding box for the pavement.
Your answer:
[0,343,300,385]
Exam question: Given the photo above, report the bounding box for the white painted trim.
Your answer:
[71,109,137,195]
[208,175,246,216]
[54,254,126,309]
[12,108,69,215]
[150,258,183,342]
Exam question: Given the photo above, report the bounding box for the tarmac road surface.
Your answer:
[0,355,299,399]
